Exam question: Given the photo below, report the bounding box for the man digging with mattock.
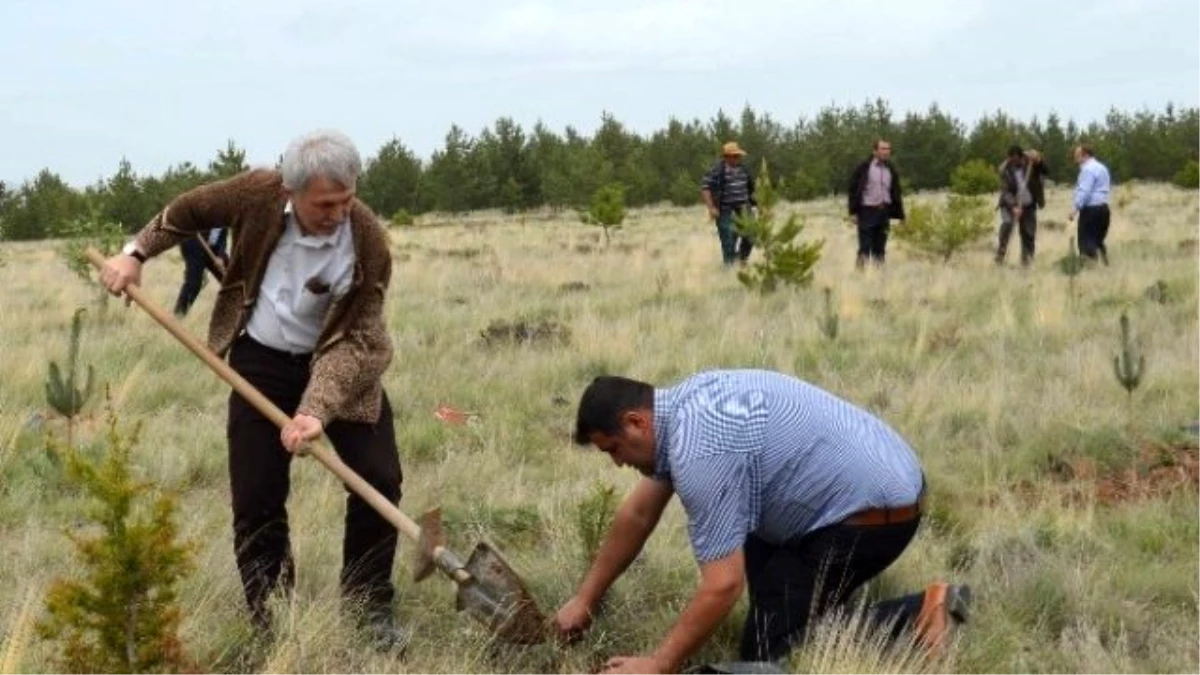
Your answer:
[99,129,409,652]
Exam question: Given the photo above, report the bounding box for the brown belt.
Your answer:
[843,498,923,526]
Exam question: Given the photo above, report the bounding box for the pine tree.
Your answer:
[1056,235,1088,303]
[59,214,126,317]
[893,195,991,262]
[1113,311,1146,435]
[734,160,824,294]
[580,183,627,246]
[37,403,194,673]
[45,308,95,449]
[819,287,840,341]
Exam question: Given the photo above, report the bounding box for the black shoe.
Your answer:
[685,661,786,674]
[362,609,410,656]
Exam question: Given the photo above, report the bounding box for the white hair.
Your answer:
[280,129,362,191]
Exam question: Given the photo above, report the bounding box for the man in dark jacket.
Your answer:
[174,228,229,317]
[848,140,905,268]
[701,142,757,267]
[995,146,1047,266]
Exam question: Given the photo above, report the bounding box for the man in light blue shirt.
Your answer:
[1068,144,1112,264]
[554,370,970,672]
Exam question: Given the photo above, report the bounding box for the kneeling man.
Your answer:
[556,369,969,673]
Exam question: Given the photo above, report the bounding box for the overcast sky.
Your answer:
[2,0,1197,187]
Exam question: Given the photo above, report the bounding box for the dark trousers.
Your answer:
[856,207,891,265]
[739,518,927,661]
[996,206,1038,265]
[716,206,754,265]
[226,335,403,628]
[174,238,225,317]
[1077,204,1111,263]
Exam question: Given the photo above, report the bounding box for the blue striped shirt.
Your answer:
[701,162,752,209]
[651,369,924,563]
[1073,157,1111,210]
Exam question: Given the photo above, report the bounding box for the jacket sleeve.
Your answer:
[889,165,905,220]
[847,163,863,215]
[1035,163,1048,208]
[998,162,1018,208]
[700,162,720,194]
[297,250,394,424]
[132,170,269,259]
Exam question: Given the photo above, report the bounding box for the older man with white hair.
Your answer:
[100,130,406,652]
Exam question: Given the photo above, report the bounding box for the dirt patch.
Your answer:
[434,246,489,260]
[479,318,571,348]
[1048,440,1198,505]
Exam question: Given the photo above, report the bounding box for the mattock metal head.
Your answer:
[413,508,549,645]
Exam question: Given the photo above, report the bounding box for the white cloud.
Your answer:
[0,0,1193,184]
[383,0,989,72]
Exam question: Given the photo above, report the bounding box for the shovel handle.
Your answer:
[85,247,423,544]
[194,233,227,281]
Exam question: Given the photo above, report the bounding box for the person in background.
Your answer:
[848,140,906,268]
[995,146,1047,266]
[1068,144,1112,264]
[701,142,758,267]
[174,228,229,317]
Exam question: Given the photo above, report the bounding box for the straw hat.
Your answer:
[721,141,748,157]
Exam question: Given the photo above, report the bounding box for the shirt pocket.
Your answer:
[295,285,332,318]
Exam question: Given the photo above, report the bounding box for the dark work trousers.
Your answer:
[1077,204,1111,263]
[716,205,754,266]
[856,206,891,265]
[996,206,1038,265]
[739,517,927,661]
[226,335,403,628]
[174,237,226,317]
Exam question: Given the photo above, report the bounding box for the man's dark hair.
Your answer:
[1078,144,1095,157]
[874,139,890,150]
[573,376,654,445]
[1007,144,1024,159]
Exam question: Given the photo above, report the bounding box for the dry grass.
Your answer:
[0,183,1197,673]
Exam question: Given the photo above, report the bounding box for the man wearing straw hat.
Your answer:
[98,129,407,652]
[701,141,758,267]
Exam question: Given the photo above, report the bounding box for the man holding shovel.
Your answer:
[556,369,970,672]
[99,129,407,651]
[995,145,1046,266]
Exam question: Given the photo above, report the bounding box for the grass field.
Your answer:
[0,183,1197,673]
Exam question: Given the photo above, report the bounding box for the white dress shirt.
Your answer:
[245,201,356,354]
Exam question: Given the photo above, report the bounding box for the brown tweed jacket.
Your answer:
[132,168,394,424]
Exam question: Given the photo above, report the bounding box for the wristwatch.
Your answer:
[121,241,147,263]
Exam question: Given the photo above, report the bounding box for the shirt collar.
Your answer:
[283,200,345,248]
[652,387,678,479]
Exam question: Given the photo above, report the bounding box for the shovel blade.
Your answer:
[455,541,548,645]
[413,508,445,582]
